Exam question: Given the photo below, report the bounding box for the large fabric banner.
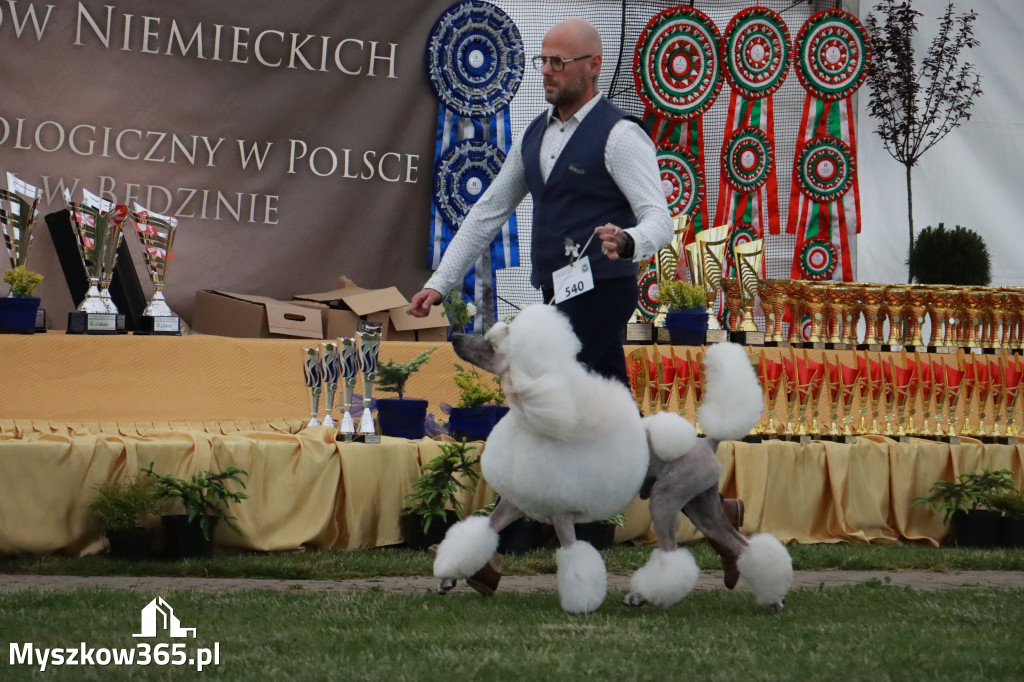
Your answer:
[0,0,453,322]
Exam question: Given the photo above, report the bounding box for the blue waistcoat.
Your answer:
[521,96,640,289]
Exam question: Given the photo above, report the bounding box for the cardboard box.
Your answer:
[294,277,448,341]
[192,290,323,339]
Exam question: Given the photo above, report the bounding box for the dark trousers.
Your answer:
[540,276,638,388]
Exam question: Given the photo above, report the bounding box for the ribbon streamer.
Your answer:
[426,0,523,330]
[788,9,871,282]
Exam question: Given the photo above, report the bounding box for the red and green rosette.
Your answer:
[788,9,870,282]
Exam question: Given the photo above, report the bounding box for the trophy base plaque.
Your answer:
[35,308,46,333]
[656,326,671,344]
[134,315,181,336]
[926,346,956,354]
[351,433,382,444]
[794,341,826,350]
[824,342,850,351]
[626,322,654,344]
[741,434,763,444]
[67,311,124,334]
[763,340,791,348]
[729,331,764,346]
[704,329,729,345]
[857,344,887,352]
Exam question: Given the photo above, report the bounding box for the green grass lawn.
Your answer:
[2,586,1023,681]
[2,542,1024,580]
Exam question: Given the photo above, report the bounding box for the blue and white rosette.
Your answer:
[427,0,523,331]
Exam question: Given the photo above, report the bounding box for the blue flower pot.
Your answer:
[448,405,510,441]
[0,295,40,334]
[376,398,428,440]
[664,307,708,346]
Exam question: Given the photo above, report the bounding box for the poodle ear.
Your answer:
[507,368,578,440]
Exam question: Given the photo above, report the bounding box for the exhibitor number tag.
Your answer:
[552,256,594,303]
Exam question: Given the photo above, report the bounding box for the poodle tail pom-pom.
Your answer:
[629,548,699,608]
[432,516,499,579]
[643,412,698,462]
[697,342,763,442]
[556,541,607,613]
[737,533,793,607]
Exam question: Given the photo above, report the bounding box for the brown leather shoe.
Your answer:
[722,498,745,531]
[466,552,503,596]
[706,537,741,590]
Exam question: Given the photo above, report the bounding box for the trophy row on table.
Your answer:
[66,201,180,334]
[630,344,1023,445]
[302,322,382,443]
[1,184,180,334]
[640,219,1024,353]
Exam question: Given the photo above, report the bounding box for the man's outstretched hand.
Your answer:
[407,288,442,317]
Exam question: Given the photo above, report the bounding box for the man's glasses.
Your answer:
[531,55,592,72]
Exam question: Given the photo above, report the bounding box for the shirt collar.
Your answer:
[546,92,604,126]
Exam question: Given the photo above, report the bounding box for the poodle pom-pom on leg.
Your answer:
[737,533,793,613]
[433,516,500,580]
[556,542,607,613]
[624,548,700,608]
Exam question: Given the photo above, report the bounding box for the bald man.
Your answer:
[409,18,673,387]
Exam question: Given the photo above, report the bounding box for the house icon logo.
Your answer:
[133,597,197,639]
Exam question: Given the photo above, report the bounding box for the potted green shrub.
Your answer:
[142,463,249,559]
[988,487,1024,548]
[907,223,992,285]
[0,265,43,334]
[658,279,708,345]
[87,474,161,560]
[373,346,437,440]
[401,439,482,549]
[913,467,1015,547]
[447,363,508,441]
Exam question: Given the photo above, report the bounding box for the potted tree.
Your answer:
[447,364,508,441]
[658,279,708,345]
[913,468,1015,547]
[0,265,43,334]
[87,474,161,560]
[988,487,1024,548]
[373,346,437,440]
[142,463,249,559]
[907,223,992,286]
[401,439,483,549]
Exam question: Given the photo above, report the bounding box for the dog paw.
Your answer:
[767,600,785,615]
[622,592,647,607]
[436,578,457,595]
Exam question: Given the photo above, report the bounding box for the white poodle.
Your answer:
[431,304,792,614]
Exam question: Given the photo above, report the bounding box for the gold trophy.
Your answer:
[854,283,885,350]
[960,357,977,436]
[905,287,928,349]
[694,224,731,344]
[337,337,360,441]
[758,352,784,437]
[130,211,180,335]
[943,360,966,441]
[302,346,323,428]
[321,341,342,428]
[784,280,807,344]
[66,202,129,333]
[722,277,744,334]
[731,238,765,345]
[356,321,382,443]
[1,187,44,330]
[798,282,826,347]
[999,354,1022,443]
[758,279,789,345]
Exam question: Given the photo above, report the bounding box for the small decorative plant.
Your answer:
[988,487,1024,521]
[3,265,43,297]
[87,474,161,536]
[912,467,1015,522]
[402,439,482,534]
[658,279,707,310]
[374,346,437,399]
[142,463,250,541]
[453,363,505,408]
[442,291,477,334]
[907,223,992,286]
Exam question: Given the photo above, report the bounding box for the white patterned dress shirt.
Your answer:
[424,93,673,296]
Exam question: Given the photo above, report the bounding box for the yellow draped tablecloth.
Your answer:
[0,424,1020,556]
